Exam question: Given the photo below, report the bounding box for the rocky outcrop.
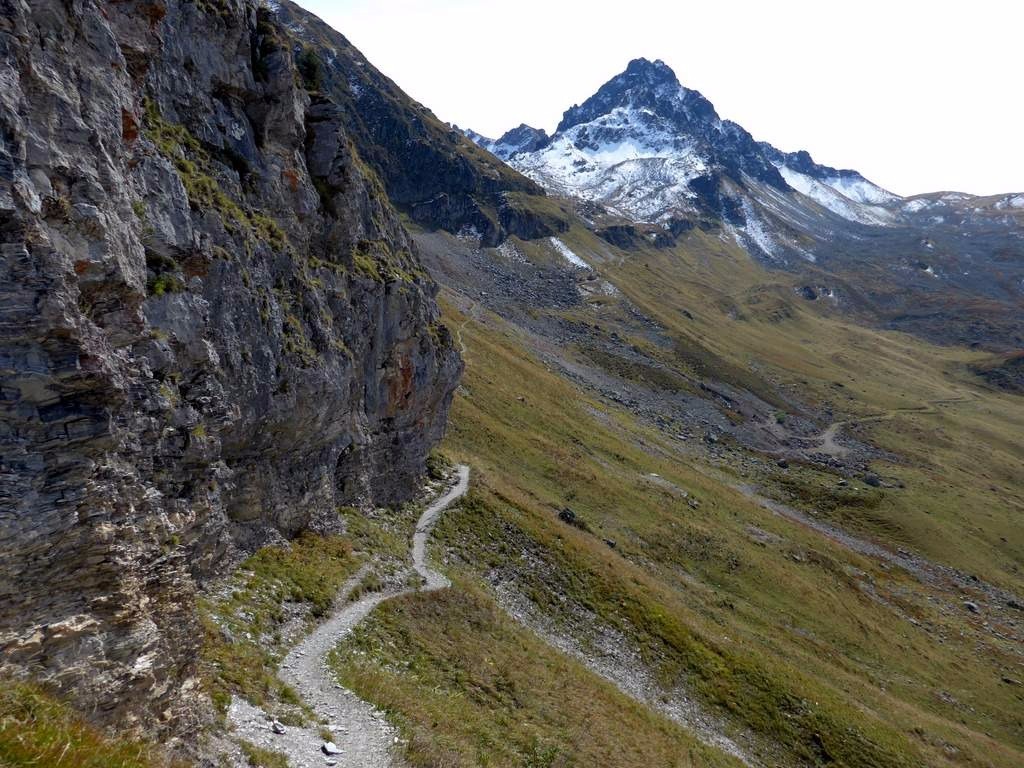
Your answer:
[462,124,551,161]
[269,0,559,246]
[0,0,459,734]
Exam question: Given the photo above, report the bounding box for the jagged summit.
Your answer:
[474,58,789,221]
[468,58,912,225]
[495,123,550,154]
[625,56,677,78]
[463,123,550,161]
[555,57,718,134]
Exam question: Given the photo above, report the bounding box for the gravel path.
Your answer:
[756,396,972,462]
[228,466,470,768]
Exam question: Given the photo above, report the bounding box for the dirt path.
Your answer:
[228,466,470,767]
[766,394,972,461]
[454,299,480,360]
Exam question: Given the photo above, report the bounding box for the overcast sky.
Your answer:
[294,0,1022,197]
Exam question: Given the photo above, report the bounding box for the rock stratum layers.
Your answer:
[0,0,460,733]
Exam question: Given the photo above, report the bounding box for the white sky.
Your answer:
[294,0,1022,197]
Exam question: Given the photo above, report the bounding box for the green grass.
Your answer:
[552,222,1022,589]
[0,682,182,768]
[347,569,385,602]
[416,288,1023,768]
[337,505,420,564]
[238,740,288,768]
[349,239,424,284]
[440,491,918,768]
[500,190,573,235]
[199,533,361,716]
[329,583,743,768]
[147,272,185,297]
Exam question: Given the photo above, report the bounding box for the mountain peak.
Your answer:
[462,123,550,161]
[491,124,550,158]
[624,57,678,81]
[471,57,909,224]
[556,57,713,134]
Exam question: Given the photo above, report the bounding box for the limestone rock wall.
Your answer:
[0,0,460,732]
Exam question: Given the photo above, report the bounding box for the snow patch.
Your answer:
[496,240,526,263]
[994,194,1024,210]
[737,198,774,259]
[779,167,895,225]
[509,106,707,221]
[903,199,932,213]
[549,237,589,269]
[825,175,900,206]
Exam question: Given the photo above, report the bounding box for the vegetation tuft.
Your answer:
[199,534,360,716]
[0,681,183,768]
[142,99,288,250]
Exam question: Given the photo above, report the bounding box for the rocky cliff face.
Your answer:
[269,0,562,247]
[0,0,459,733]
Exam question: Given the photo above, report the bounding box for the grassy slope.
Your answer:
[330,583,742,768]
[199,533,362,720]
[326,210,1022,767]
[0,682,183,768]
[584,226,1024,588]
[439,294,1022,766]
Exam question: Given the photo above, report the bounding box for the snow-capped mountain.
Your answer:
[466,124,550,160]
[466,58,1023,275]
[465,58,1023,347]
[466,58,901,230]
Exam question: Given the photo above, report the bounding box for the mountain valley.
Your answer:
[1,2,1021,767]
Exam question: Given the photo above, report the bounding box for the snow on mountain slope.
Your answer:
[824,174,900,206]
[465,57,1023,283]
[460,124,550,161]
[511,106,708,220]
[995,194,1024,210]
[462,127,494,149]
[467,57,909,255]
[777,166,896,225]
[760,146,901,207]
[549,237,589,268]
